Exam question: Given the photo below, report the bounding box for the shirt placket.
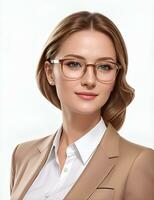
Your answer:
[43,145,76,200]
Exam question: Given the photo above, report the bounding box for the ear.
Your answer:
[44,61,55,86]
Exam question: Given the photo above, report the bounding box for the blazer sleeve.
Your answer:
[124,148,154,200]
[10,144,19,195]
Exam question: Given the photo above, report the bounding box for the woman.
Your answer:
[10,11,154,200]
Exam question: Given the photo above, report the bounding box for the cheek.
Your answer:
[54,80,66,101]
[99,82,115,102]
[53,68,65,99]
[54,76,72,102]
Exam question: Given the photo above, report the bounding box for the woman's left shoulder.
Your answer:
[118,134,154,165]
[119,136,154,199]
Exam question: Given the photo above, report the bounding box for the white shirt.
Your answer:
[23,117,106,200]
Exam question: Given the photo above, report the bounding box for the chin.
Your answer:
[71,106,101,115]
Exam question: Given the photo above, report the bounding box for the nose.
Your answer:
[80,65,96,88]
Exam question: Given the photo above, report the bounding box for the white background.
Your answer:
[0,0,154,199]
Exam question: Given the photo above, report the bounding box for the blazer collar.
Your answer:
[37,132,57,153]
[101,122,119,158]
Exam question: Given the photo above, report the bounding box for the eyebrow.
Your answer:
[63,54,116,62]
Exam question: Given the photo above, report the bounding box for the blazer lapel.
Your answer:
[64,123,120,200]
[17,133,56,200]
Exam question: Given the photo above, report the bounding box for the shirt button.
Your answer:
[44,194,50,199]
[64,168,68,172]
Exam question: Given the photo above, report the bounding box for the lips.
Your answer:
[75,92,98,100]
[75,92,98,96]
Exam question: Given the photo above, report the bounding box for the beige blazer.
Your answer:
[10,123,154,200]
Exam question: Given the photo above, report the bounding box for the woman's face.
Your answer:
[45,30,117,116]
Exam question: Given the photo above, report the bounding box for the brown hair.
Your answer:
[36,11,135,130]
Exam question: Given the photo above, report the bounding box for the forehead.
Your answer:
[56,30,116,61]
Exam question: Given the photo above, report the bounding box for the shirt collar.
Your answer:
[47,117,106,165]
[74,117,106,164]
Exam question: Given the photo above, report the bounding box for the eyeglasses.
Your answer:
[48,57,121,83]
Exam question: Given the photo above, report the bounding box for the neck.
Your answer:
[61,108,101,146]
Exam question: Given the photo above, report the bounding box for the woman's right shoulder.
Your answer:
[12,133,56,162]
[18,133,54,148]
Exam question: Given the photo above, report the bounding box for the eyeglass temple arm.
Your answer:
[48,59,60,64]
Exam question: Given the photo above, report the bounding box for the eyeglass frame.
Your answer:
[47,57,121,83]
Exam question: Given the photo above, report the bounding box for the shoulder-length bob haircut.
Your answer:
[36,11,135,130]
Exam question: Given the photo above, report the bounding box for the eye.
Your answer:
[97,63,113,71]
[64,60,82,69]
